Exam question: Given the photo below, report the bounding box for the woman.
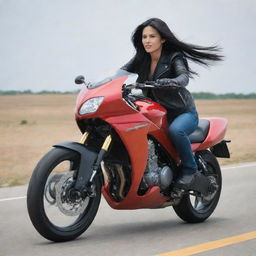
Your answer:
[122,18,223,189]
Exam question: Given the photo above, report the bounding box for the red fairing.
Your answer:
[102,114,170,209]
[192,118,228,151]
[135,99,167,128]
[76,76,136,119]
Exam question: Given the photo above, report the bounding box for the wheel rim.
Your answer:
[43,158,94,229]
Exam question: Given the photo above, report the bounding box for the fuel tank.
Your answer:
[135,99,168,129]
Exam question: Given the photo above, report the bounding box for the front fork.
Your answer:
[78,132,112,196]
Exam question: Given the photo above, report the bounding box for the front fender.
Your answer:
[53,142,98,190]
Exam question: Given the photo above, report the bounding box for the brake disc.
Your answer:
[55,172,89,216]
[44,174,63,204]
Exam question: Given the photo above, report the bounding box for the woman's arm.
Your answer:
[170,57,189,86]
[157,56,189,87]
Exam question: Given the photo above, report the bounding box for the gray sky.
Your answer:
[0,0,255,93]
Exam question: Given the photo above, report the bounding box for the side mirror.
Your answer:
[75,75,85,85]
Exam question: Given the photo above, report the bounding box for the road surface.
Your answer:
[0,163,255,256]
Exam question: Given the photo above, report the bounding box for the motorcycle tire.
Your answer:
[27,147,101,242]
[173,150,222,223]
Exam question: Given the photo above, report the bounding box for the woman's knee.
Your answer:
[168,124,185,138]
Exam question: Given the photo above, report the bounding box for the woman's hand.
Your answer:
[155,78,180,88]
[156,78,176,85]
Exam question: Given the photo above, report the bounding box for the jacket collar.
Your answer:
[153,50,180,80]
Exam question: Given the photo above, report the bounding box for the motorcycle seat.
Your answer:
[189,119,210,143]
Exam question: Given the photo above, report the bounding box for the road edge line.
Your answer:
[0,196,27,202]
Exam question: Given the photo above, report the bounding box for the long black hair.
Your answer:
[130,18,223,81]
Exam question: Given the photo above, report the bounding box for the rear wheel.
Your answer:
[27,147,101,242]
[173,150,222,223]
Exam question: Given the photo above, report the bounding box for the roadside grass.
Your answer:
[196,99,256,166]
[0,95,255,187]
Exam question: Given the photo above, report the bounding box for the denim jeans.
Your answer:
[168,108,199,175]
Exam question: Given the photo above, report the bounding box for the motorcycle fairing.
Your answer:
[191,118,228,151]
[102,113,175,209]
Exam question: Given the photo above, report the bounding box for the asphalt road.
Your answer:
[0,163,255,256]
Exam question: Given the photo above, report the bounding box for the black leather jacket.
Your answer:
[122,51,196,115]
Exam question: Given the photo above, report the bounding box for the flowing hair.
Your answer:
[130,18,223,82]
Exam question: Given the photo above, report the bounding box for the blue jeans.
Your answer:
[168,108,199,175]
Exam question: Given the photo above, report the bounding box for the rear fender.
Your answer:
[210,140,231,158]
[53,142,98,190]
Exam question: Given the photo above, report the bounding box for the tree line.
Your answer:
[191,92,256,99]
[0,90,256,99]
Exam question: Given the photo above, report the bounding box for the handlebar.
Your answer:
[124,81,181,90]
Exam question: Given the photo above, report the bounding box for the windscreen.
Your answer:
[88,69,138,89]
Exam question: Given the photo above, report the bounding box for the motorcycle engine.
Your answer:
[142,139,173,191]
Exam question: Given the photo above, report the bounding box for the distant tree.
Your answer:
[192,92,256,99]
[23,90,33,94]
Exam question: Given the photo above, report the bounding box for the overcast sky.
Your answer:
[0,0,255,93]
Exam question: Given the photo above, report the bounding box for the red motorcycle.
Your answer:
[27,70,230,242]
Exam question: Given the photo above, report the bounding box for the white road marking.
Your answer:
[0,163,255,203]
[222,163,256,170]
[0,196,26,202]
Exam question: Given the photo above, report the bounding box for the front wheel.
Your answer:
[27,147,101,242]
[173,150,222,223]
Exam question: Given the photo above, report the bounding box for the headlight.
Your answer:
[79,97,104,115]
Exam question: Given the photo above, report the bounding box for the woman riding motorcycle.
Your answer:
[121,17,223,189]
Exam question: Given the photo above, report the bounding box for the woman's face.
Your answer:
[142,26,165,54]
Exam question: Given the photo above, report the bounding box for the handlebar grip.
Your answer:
[144,81,156,85]
[125,82,181,89]
[135,83,147,89]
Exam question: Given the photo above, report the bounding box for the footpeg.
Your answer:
[171,187,185,199]
[190,173,210,195]
[174,172,210,195]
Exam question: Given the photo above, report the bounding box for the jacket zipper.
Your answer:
[178,91,186,106]
[154,64,169,80]
[155,68,169,80]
